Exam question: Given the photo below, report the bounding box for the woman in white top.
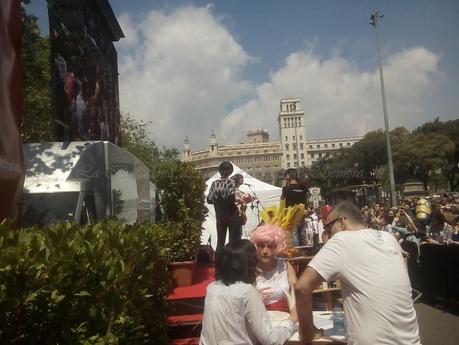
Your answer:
[200,239,297,345]
[251,225,297,313]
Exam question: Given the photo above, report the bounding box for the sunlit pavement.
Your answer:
[415,302,459,345]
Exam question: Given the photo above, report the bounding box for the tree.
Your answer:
[120,114,207,224]
[308,127,410,192]
[413,118,459,190]
[393,132,455,189]
[120,114,160,176]
[120,114,207,261]
[21,2,53,142]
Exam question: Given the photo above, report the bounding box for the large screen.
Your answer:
[48,0,121,145]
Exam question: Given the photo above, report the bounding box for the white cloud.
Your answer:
[116,5,441,151]
[116,6,250,149]
[221,46,440,143]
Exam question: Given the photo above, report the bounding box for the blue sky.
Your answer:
[27,0,459,150]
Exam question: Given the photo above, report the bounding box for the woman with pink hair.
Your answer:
[250,224,297,313]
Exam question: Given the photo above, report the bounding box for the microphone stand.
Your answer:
[246,184,264,225]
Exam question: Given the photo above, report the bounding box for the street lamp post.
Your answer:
[370,11,397,207]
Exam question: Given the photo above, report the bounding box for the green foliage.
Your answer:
[120,114,160,177]
[413,117,459,190]
[309,121,458,192]
[153,161,208,262]
[0,220,172,344]
[393,132,455,188]
[120,114,208,262]
[21,5,53,142]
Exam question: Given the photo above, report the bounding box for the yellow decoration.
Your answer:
[260,200,305,248]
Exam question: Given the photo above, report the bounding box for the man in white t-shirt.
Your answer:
[294,201,421,345]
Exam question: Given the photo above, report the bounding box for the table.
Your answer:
[269,311,346,345]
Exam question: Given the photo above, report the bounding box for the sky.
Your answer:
[26,0,459,151]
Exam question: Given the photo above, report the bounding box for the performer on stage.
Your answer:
[231,173,255,226]
[282,168,308,245]
[206,161,241,259]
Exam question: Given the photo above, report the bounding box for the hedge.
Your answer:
[0,220,175,344]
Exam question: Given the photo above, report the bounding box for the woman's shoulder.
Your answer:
[209,280,256,295]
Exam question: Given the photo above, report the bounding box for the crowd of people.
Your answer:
[361,194,459,247]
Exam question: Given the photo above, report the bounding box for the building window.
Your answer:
[300,135,303,140]
[293,136,295,140]
[324,144,328,148]
[300,143,304,150]
[285,144,289,151]
[287,162,290,168]
[301,161,305,166]
[285,136,288,141]
[319,153,322,158]
[309,145,313,149]
[292,143,297,150]
[347,143,351,146]
[237,151,241,155]
[286,154,290,159]
[311,153,315,158]
[294,162,298,167]
[293,154,297,159]
[317,144,320,148]
[339,143,343,147]
[301,153,304,158]
[332,143,335,147]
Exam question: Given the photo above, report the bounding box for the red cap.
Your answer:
[320,204,333,220]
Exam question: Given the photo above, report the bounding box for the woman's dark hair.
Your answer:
[430,210,445,226]
[218,161,233,178]
[215,239,258,286]
[285,168,297,180]
[231,173,243,185]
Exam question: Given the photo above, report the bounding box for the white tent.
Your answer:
[202,163,282,249]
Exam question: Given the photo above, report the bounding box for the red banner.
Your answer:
[0,0,25,222]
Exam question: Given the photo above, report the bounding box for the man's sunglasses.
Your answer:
[324,217,342,232]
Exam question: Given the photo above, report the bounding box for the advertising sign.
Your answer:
[48,0,123,144]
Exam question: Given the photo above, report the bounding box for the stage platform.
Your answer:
[166,263,215,343]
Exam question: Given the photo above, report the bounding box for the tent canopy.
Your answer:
[202,162,282,249]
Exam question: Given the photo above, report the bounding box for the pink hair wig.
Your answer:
[250,224,286,253]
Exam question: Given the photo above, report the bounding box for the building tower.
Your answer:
[278,98,307,169]
[182,136,191,161]
[209,130,218,157]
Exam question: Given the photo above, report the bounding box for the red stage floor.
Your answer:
[167,264,215,300]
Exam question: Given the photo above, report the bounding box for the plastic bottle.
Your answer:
[332,306,346,336]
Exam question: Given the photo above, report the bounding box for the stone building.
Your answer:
[183,98,362,184]
[183,131,282,184]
